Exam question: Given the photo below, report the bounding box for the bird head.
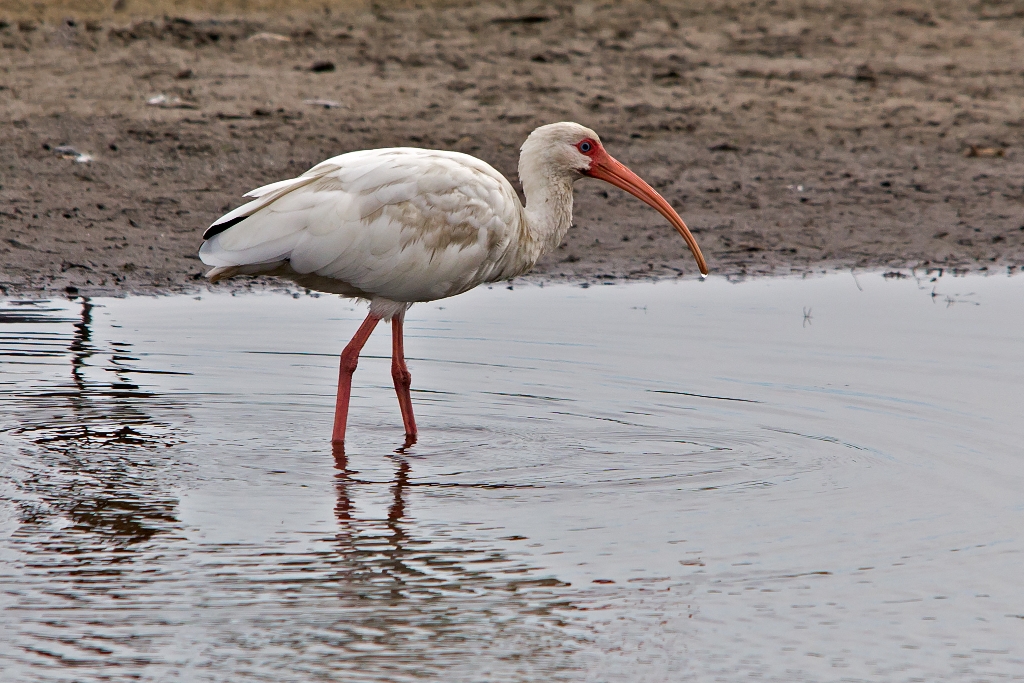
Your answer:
[520,122,708,277]
[520,122,605,177]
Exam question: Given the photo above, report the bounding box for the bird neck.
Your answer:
[520,170,575,263]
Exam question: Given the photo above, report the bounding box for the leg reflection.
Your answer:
[333,444,410,530]
[324,444,570,658]
[332,445,415,591]
[387,458,410,528]
[332,442,353,526]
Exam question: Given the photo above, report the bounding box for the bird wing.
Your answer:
[199,148,526,302]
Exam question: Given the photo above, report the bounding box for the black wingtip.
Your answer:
[203,214,248,240]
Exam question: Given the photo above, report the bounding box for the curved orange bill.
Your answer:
[585,151,708,276]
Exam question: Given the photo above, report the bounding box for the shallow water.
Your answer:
[1,272,1022,682]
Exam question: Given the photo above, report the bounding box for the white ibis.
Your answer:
[199,122,707,448]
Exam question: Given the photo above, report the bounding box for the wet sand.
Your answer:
[2,0,1024,297]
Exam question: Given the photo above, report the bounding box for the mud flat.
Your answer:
[2,0,1023,297]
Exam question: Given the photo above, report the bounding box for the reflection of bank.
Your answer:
[2,297,185,548]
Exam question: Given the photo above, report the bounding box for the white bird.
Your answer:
[199,122,707,448]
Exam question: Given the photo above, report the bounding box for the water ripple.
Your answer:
[2,276,1023,682]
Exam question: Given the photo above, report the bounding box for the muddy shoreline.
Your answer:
[2,1,1023,298]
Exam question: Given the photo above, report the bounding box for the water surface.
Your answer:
[1,272,1022,682]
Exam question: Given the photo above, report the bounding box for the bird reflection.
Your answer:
[331,444,430,607]
[329,442,548,594]
[325,442,573,665]
[333,444,355,524]
[389,459,410,524]
[333,442,410,547]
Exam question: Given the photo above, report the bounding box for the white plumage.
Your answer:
[199,122,707,447]
[200,147,531,313]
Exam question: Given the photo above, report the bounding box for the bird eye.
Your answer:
[578,141,592,153]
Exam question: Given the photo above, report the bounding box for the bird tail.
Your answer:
[206,266,240,283]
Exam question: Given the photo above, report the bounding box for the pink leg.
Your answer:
[332,313,380,445]
[391,312,418,447]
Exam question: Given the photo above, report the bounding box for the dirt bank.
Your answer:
[2,1,1023,297]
